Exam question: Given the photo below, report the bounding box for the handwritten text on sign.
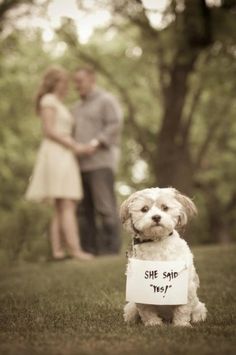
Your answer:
[126,259,189,305]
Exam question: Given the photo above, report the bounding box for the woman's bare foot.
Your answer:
[72,251,94,261]
[49,255,71,262]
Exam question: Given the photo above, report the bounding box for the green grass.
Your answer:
[0,244,236,355]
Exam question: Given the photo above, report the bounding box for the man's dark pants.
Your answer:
[77,168,121,255]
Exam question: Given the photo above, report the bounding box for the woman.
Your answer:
[25,66,94,261]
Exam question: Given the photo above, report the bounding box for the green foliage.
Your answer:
[0,31,53,260]
[0,201,51,262]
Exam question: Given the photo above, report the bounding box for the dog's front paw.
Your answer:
[124,302,139,324]
[144,318,163,327]
[173,321,192,327]
[191,302,207,323]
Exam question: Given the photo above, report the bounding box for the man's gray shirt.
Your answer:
[71,87,123,172]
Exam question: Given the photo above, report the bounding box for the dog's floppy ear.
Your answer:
[119,191,140,227]
[173,188,197,227]
[120,197,131,225]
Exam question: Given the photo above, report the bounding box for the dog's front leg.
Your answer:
[172,304,191,327]
[136,304,163,327]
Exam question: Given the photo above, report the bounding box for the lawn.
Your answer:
[0,244,235,355]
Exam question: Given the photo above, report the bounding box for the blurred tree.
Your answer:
[57,0,236,242]
[0,0,36,31]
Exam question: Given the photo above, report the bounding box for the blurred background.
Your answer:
[0,0,236,264]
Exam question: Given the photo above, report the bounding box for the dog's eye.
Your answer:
[141,206,149,213]
[161,204,169,211]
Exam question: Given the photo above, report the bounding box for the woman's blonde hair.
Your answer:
[35,65,68,113]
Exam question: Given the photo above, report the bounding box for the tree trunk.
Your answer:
[205,186,231,244]
[154,0,212,194]
[208,208,231,244]
[155,57,197,193]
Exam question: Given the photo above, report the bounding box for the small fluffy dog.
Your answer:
[120,187,207,327]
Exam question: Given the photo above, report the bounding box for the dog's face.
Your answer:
[120,187,197,240]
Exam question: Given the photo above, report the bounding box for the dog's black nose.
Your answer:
[152,215,161,223]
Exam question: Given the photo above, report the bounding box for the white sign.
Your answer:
[126,258,189,305]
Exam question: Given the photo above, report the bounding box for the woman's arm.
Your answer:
[41,107,95,155]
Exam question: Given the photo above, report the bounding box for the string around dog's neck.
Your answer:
[133,237,153,245]
[133,232,173,245]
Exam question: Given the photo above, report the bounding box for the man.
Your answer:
[71,66,123,255]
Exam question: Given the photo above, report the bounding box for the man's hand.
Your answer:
[74,143,96,156]
[89,139,100,149]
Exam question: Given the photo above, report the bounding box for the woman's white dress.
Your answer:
[25,93,83,201]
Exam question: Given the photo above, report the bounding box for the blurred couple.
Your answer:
[25,65,123,261]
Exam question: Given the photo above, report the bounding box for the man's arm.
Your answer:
[96,94,123,148]
[70,103,78,139]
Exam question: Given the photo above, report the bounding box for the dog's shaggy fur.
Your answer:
[120,187,207,327]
